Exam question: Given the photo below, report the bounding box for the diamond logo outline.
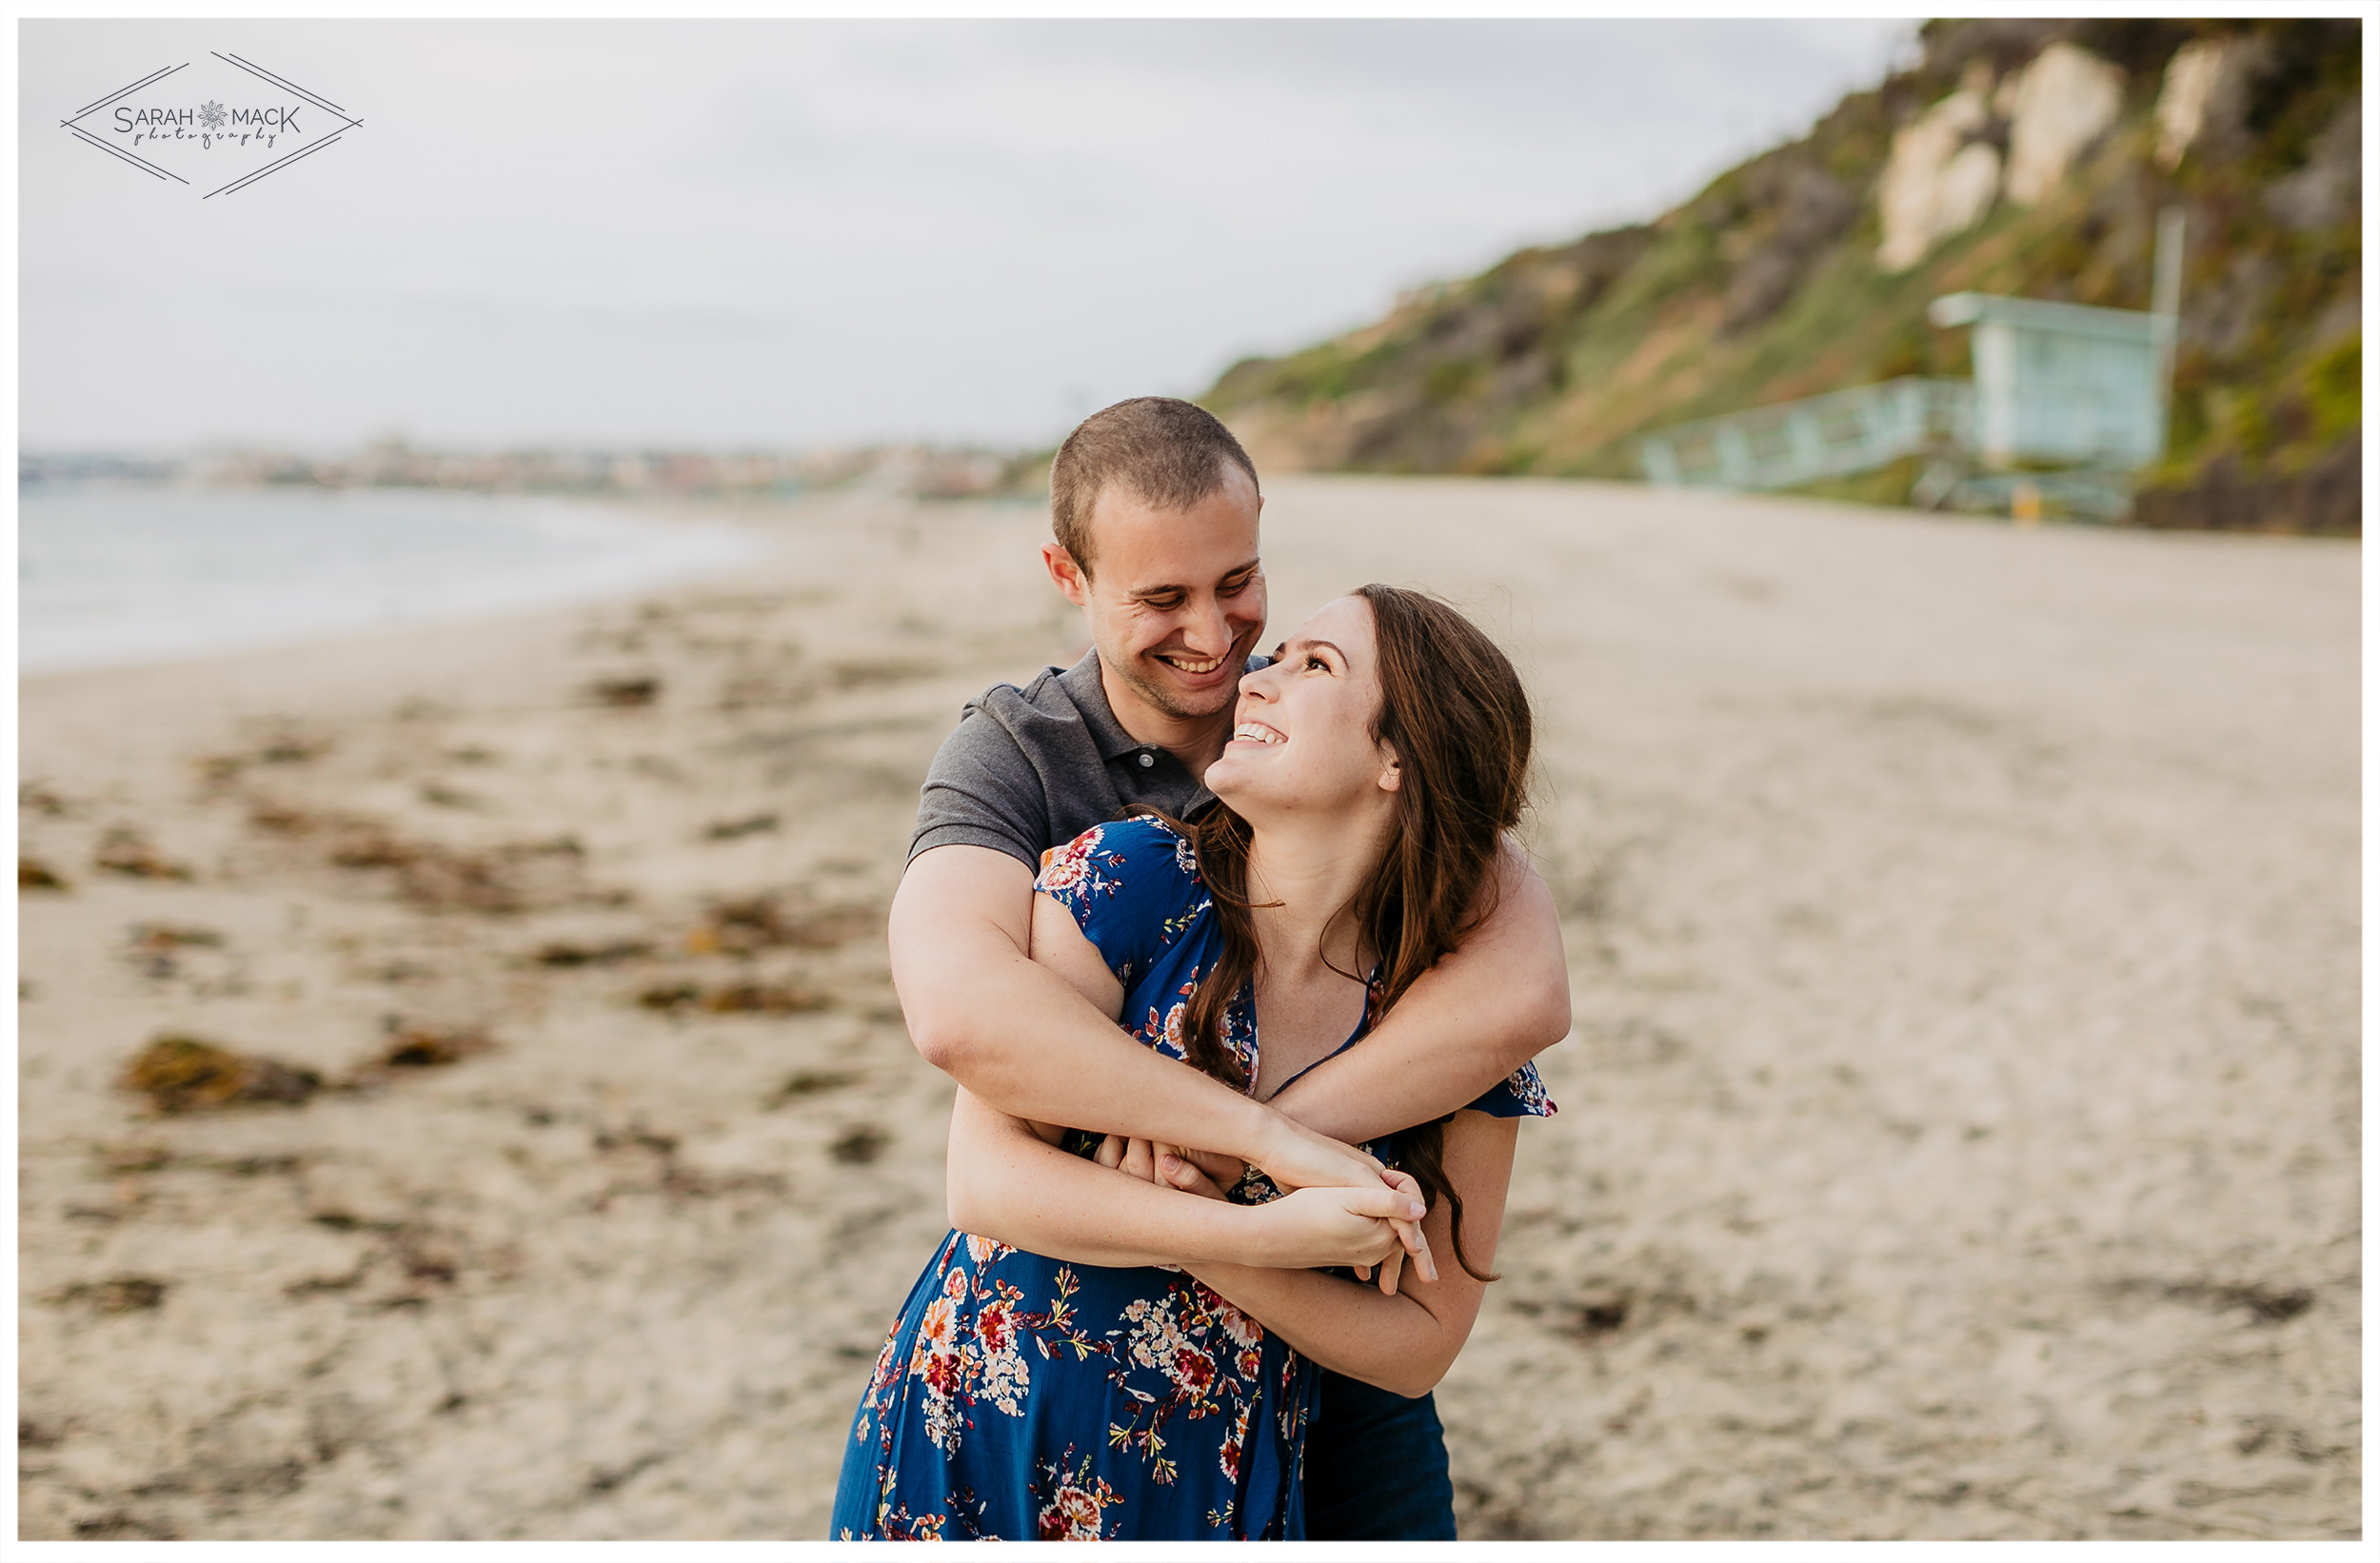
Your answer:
[58,51,364,198]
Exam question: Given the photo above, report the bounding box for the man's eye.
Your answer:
[1220,575,1255,596]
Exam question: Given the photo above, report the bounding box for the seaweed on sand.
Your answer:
[249,803,592,914]
[684,894,877,956]
[637,979,832,1015]
[93,829,193,881]
[373,1024,492,1070]
[122,1036,321,1114]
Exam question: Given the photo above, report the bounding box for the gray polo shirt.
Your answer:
[908,650,1262,870]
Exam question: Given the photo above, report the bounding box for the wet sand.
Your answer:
[17,478,2359,1539]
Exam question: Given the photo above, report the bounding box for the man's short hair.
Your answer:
[1049,398,1260,580]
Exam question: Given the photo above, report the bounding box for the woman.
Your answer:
[831,585,1554,1540]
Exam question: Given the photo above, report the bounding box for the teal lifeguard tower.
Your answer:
[1639,211,2183,519]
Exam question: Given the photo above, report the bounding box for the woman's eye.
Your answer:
[1305,655,1328,672]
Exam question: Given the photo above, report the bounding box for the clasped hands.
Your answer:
[1090,1131,1438,1296]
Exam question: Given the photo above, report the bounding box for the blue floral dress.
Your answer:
[830,816,1554,1540]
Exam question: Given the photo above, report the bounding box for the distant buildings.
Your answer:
[17,440,1033,501]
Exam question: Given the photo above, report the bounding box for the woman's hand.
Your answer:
[1245,1185,1420,1274]
[1093,1135,1237,1197]
[1097,1135,1437,1293]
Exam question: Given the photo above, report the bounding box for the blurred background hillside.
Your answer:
[1203,18,2360,533]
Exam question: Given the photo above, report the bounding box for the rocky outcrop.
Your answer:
[1874,73,2005,272]
[2154,39,2231,169]
[1877,41,2126,270]
[1999,42,2125,204]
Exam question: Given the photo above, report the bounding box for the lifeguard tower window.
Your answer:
[1926,292,2171,469]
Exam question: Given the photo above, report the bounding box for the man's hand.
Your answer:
[1245,1111,1390,1194]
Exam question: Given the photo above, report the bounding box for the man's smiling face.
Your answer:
[1044,464,1266,727]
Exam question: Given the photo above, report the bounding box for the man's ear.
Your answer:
[1042,543,1091,608]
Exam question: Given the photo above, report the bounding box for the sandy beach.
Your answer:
[17,477,2359,1540]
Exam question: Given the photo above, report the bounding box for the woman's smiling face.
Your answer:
[1204,595,1398,818]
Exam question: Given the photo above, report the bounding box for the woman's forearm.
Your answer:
[946,1088,1268,1268]
[1188,1112,1516,1396]
[1182,1261,1458,1399]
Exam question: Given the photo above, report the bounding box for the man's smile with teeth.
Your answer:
[1233,722,1285,745]
[1156,651,1226,674]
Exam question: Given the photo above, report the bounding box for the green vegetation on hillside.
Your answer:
[1201,19,2359,531]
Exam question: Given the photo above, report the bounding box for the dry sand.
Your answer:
[16,477,2359,1540]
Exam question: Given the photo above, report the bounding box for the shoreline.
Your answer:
[16,485,790,683]
[18,479,2359,1540]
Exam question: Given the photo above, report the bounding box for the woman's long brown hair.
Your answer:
[1148,584,1534,1282]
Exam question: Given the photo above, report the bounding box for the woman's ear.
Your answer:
[1377,744,1402,794]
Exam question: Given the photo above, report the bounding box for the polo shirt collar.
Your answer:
[1056,650,1149,762]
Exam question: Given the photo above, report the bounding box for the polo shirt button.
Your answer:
[1138,751,1155,768]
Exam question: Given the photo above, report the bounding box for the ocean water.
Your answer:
[17,485,777,675]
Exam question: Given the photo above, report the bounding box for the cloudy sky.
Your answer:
[21,18,1913,454]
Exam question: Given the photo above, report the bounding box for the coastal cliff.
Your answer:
[1202,19,2360,531]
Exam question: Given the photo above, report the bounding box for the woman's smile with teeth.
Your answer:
[1233,722,1285,745]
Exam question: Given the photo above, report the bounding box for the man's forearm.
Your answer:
[1266,848,1571,1144]
[893,844,1277,1159]
[892,843,1392,1193]
[913,943,1276,1155]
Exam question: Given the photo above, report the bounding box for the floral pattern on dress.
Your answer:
[1105,1281,1269,1483]
[1037,829,1128,899]
[1497,1059,1556,1117]
[1040,822,1207,988]
[830,815,1549,1541]
[908,1265,1037,1453]
[1034,1448,1124,1540]
[835,1223,1299,1540]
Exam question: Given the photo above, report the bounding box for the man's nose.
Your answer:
[1181,594,1231,655]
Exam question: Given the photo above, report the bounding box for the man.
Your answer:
[889,396,1570,1539]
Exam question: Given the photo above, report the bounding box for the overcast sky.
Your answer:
[21,18,1914,454]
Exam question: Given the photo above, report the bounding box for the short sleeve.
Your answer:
[1033,817,1207,989]
[907,709,1048,870]
[1464,1061,1557,1118]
